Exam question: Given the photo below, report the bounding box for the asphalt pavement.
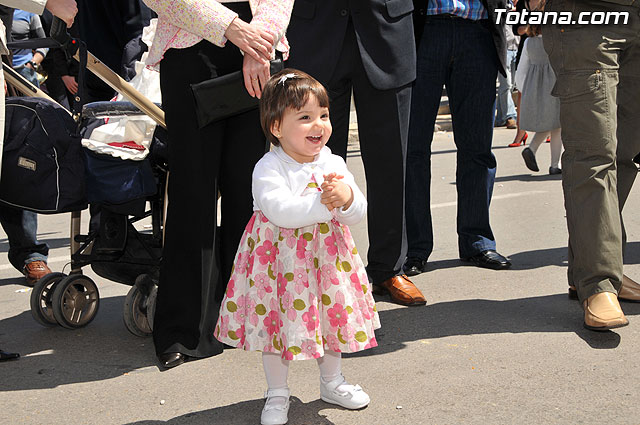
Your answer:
[2,124,640,425]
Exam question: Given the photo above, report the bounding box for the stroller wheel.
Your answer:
[123,284,152,337]
[146,284,157,332]
[52,274,100,329]
[30,272,67,327]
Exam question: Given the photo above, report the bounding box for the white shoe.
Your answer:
[320,375,370,409]
[261,387,290,425]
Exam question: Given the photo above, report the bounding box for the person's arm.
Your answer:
[514,38,530,91]
[252,158,333,229]
[28,14,47,66]
[0,0,46,15]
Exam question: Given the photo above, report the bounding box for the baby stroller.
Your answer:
[1,18,166,337]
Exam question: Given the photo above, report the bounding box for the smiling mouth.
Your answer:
[307,135,322,143]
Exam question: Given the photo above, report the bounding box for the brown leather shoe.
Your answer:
[569,274,640,302]
[583,292,629,331]
[23,260,52,286]
[373,275,426,306]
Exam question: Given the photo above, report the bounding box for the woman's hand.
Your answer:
[242,54,271,98]
[225,17,274,64]
[45,0,78,28]
[61,75,78,94]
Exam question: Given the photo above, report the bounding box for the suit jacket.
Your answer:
[286,0,416,91]
[413,0,507,76]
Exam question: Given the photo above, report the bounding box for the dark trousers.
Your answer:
[153,4,267,357]
[0,205,48,272]
[406,16,499,260]
[323,21,410,285]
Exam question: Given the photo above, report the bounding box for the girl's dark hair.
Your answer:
[259,68,330,146]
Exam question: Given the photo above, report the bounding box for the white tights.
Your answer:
[262,350,343,405]
[528,128,562,168]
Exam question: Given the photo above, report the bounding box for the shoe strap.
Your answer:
[264,387,290,399]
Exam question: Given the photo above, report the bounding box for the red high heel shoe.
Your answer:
[508,132,528,147]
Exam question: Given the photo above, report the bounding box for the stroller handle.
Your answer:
[50,16,70,45]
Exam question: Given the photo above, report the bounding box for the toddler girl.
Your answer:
[215,69,380,425]
[515,0,563,175]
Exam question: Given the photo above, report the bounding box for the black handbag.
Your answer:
[190,58,283,129]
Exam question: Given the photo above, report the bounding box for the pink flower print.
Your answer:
[234,295,249,323]
[293,268,309,295]
[301,339,320,359]
[325,334,340,351]
[282,350,294,360]
[226,279,235,298]
[277,273,288,297]
[334,291,346,306]
[245,214,256,234]
[219,315,229,338]
[318,264,339,290]
[260,213,269,223]
[364,336,378,350]
[296,236,308,261]
[327,303,348,328]
[247,254,255,276]
[236,325,246,346]
[302,305,319,332]
[324,234,339,258]
[341,323,355,341]
[358,299,372,320]
[280,228,297,248]
[282,292,294,309]
[349,340,359,352]
[254,273,273,299]
[264,310,282,336]
[256,240,278,266]
[235,252,249,276]
[250,312,259,327]
[350,273,363,293]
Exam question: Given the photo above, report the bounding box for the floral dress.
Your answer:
[215,147,380,360]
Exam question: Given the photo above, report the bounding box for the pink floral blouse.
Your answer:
[142,0,294,68]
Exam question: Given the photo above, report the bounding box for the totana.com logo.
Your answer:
[495,9,629,25]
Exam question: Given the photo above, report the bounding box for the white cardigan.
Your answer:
[252,146,367,229]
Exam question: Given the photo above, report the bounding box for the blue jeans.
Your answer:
[15,65,40,88]
[495,49,517,125]
[0,205,48,272]
[406,15,498,260]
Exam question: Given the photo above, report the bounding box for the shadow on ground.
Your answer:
[0,295,157,392]
[125,397,336,425]
[361,293,640,357]
[422,243,640,271]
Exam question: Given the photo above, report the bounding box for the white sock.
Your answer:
[262,352,290,408]
[318,350,354,392]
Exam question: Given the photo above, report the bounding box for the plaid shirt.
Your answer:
[426,0,488,20]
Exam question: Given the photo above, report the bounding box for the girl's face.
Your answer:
[271,96,332,163]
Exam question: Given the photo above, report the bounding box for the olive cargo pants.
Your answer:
[543,0,640,301]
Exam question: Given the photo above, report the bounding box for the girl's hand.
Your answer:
[224,18,274,64]
[242,54,271,98]
[321,175,353,211]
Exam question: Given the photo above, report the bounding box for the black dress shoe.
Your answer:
[403,257,428,277]
[0,349,20,362]
[158,352,185,369]
[462,250,511,270]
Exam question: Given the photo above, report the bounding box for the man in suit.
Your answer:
[286,0,427,306]
[543,0,640,330]
[0,0,77,362]
[404,0,511,276]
